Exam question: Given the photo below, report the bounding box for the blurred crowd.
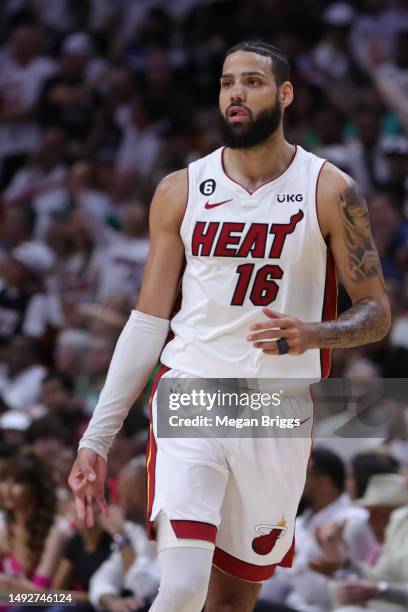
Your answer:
[0,0,407,610]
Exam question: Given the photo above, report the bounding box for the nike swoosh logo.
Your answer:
[205,199,233,209]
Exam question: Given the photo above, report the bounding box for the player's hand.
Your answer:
[247,307,315,355]
[68,448,108,527]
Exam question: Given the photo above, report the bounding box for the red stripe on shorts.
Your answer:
[146,364,170,540]
[170,520,217,543]
[212,537,295,583]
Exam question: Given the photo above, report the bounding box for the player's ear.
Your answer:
[279,82,293,109]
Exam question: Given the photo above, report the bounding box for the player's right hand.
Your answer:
[68,448,108,528]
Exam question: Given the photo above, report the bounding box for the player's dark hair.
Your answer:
[224,40,290,85]
[310,447,345,492]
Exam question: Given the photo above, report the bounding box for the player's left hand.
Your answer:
[247,307,315,355]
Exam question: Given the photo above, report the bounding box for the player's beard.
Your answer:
[219,95,282,149]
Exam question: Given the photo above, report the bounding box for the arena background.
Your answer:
[0,1,407,610]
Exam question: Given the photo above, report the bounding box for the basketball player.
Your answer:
[68,41,391,612]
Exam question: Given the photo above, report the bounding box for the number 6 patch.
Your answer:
[199,179,216,196]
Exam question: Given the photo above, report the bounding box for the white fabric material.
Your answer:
[149,546,213,612]
[161,145,329,379]
[78,310,169,460]
[89,521,159,610]
[155,510,215,553]
[149,369,312,570]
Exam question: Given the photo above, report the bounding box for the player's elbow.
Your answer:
[375,294,392,341]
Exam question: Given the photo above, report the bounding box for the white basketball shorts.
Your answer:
[146,366,313,582]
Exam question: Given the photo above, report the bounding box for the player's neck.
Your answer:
[223,131,295,193]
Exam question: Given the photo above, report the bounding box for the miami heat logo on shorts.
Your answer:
[251,518,288,555]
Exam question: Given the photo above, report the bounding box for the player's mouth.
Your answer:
[227,105,250,123]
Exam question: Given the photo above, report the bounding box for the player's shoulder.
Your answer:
[155,168,188,201]
[317,162,365,237]
[318,161,359,202]
[150,169,188,229]
[153,147,221,200]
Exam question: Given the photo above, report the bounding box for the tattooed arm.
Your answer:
[312,163,391,348]
[248,164,390,355]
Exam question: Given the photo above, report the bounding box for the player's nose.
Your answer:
[230,84,246,102]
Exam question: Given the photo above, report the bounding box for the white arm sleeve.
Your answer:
[78,310,169,460]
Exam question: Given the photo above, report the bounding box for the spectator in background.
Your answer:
[2,127,67,208]
[76,335,114,415]
[260,448,374,612]
[106,412,149,505]
[345,105,387,196]
[25,416,74,510]
[138,47,195,134]
[315,474,408,611]
[369,29,408,134]
[0,241,58,343]
[56,209,97,326]
[0,336,47,412]
[51,498,113,612]
[0,441,18,478]
[0,451,70,595]
[367,191,405,282]
[2,127,68,240]
[354,473,408,547]
[86,200,149,301]
[0,22,56,189]
[54,328,89,380]
[89,457,159,612]
[0,411,31,447]
[40,32,104,161]
[115,94,162,176]
[0,205,37,251]
[307,2,356,86]
[30,372,88,441]
[80,294,130,341]
[347,449,400,500]
[314,357,401,462]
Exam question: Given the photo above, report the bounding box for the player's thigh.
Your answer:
[215,435,312,577]
[205,565,261,612]
[149,374,230,535]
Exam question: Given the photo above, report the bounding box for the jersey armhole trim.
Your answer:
[180,164,194,242]
[314,159,329,253]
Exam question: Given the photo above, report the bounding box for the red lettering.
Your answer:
[249,265,283,306]
[192,222,220,256]
[213,222,245,257]
[268,210,304,258]
[236,223,268,258]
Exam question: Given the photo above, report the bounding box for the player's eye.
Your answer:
[247,78,261,86]
[221,80,233,88]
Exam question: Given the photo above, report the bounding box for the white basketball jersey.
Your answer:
[161,145,337,379]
